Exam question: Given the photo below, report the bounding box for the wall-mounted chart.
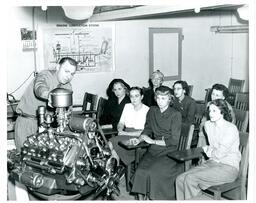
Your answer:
[43,23,115,73]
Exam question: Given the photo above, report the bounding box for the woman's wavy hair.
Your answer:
[154,85,174,105]
[210,83,229,100]
[106,79,130,98]
[207,99,232,122]
[173,80,190,96]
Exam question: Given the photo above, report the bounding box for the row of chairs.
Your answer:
[204,78,246,105]
[194,104,249,132]
[122,122,249,200]
[73,77,248,119]
[75,90,249,200]
[72,92,107,123]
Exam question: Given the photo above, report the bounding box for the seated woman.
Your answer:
[109,86,149,165]
[142,70,166,107]
[172,80,196,124]
[100,79,131,130]
[176,99,241,200]
[197,83,236,147]
[130,86,182,200]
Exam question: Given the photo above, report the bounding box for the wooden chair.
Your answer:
[227,78,245,106]
[228,78,245,94]
[234,92,249,111]
[168,131,249,200]
[191,103,205,148]
[177,124,195,171]
[187,85,193,97]
[204,131,249,200]
[233,108,249,132]
[204,88,212,104]
[194,103,205,130]
[95,97,107,123]
[95,97,118,139]
[178,124,195,151]
[73,92,98,118]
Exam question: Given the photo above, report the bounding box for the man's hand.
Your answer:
[47,93,53,108]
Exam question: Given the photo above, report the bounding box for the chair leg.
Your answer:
[125,165,131,192]
[241,185,246,200]
[134,194,139,200]
[213,190,221,200]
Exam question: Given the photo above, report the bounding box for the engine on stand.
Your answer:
[8,88,124,200]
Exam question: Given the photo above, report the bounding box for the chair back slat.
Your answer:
[204,88,212,103]
[233,108,249,132]
[238,132,249,179]
[228,78,245,94]
[96,97,107,122]
[82,92,98,111]
[193,103,205,129]
[178,123,195,151]
[188,85,193,97]
[234,92,249,111]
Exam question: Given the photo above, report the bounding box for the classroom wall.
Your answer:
[7,6,249,104]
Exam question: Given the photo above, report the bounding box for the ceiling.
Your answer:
[93,6,142,14]
[88,4,246,22]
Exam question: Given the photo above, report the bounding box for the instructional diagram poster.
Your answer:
[43,23,114,73]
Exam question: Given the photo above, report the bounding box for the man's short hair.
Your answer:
[59,57,78,69]
[211,83,229,99]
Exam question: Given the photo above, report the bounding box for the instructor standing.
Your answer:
[14,57,77,152]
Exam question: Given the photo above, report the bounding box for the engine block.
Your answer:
[8,115,123,200]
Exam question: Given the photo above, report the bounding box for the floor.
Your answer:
[114,176,136,200]
[8,172,231,201]
[8,173,136,201]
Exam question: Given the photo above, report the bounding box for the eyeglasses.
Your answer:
[152,78,162,81]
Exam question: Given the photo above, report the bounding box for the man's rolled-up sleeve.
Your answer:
[34,71,51,100]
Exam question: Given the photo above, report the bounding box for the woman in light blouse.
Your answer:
[176,99,241,200]
[109,87,149,165]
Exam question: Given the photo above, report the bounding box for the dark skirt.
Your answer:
[110,135,145,165]
[131,149,184,200]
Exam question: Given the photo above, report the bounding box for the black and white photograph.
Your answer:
[4,0,255,201]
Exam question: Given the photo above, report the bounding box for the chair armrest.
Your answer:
[72,110,97,115]
[118,140,150,150]
[167,147,204,161]
[72,110,84,115]
[101,128,118,136]
[206,178,241,194]
[73,104,83,108]
[196,100,205,104]
[82,110,97,114]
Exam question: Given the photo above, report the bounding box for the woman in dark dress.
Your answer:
[172,80,196,124]
[130,86,182,200]
[100,79,131,130]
